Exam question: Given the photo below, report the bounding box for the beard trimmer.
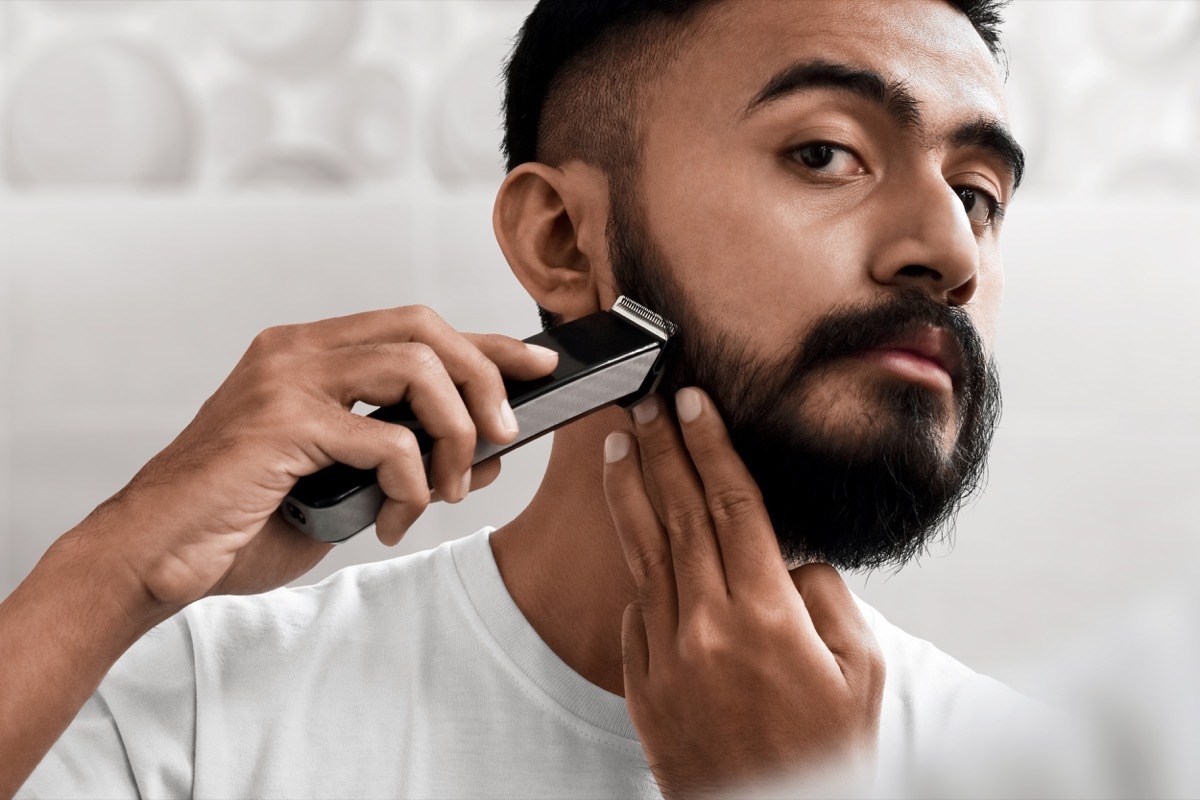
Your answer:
[281,296,678,543]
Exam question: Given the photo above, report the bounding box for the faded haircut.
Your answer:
[501,0,1011,327]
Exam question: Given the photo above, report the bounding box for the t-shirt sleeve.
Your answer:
[17,613,198,799]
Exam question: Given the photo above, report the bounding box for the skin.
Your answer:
[0,0,1014,797]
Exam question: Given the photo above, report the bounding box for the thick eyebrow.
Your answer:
[744,60,922,128]
[951,118,1026,192]
[744,59,1027,193]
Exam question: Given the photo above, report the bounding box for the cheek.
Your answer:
[973,257,1004,354]
[637,140,871,352]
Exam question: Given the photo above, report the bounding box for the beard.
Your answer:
[606,196,1002,571]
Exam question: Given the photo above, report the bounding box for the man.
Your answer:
[3,0,1028,796]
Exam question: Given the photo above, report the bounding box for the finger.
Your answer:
[262,307,557,445]
[673,387,790,590]
[404,323,555,447]
[628,395,727,609]
[374,425,432,546]
[375,497,424,547]
[301,410,431,545]
[621,602,650,687]
[429,456,502,503]
[464,332,560,381]
[311,343,476,503]
[603,431,678,638]
[789,563,882,683]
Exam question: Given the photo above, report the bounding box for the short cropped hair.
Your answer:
[502,0,1008,176]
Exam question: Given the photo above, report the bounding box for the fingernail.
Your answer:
[632,397,658,425]
[499,399,518,435]
[605,432,630,463]
[525,343,558,360]
[456,469,471,502]
[676,388,703,423]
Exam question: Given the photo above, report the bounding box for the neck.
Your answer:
[489,405,638,697]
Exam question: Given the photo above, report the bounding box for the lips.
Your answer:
[865,325,965,387]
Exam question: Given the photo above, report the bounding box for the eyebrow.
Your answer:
[950,118,1025,191]
[745,60,921,128]
[744,59,1026,192]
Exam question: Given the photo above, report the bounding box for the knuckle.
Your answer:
[746,601,792,635]
[444,414,477,446]
[668,533,711,573]
[250,324,300,354]
[387,425,422,460]
[403,303,443,332]
[661,499,711,539]
[708,485,764,527]
[629,546,670,583]
[678,615,729,662]
[470,351,504,389]
[404,341,441,371]
[639,438,679,472]
[470,332,506,353]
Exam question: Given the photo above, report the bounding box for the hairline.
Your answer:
[521,0,1007,182]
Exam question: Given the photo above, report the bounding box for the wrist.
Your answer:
[48,492,187,638]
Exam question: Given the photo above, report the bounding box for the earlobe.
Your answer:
[493,162,609,323]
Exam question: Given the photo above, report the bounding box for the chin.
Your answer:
[792,375,956,458]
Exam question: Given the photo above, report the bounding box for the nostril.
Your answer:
[897,264,943,282]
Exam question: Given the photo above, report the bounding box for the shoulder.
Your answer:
[852,596,1036,742]
[180,532,468,651]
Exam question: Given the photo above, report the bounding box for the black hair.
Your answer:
[501,0,1011,328]
[502,0,1009,172]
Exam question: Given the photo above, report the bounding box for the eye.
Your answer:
[954,185,1004,227]
[791,142,863,176]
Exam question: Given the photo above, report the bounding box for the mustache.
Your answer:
[784,289,988,402]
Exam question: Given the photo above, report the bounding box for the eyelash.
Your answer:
[790,141,862,176]
[955,185,1005,228]
[790,141,1006,228]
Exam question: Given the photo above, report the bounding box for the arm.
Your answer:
[0,500,171,800]
[0,306,558,797]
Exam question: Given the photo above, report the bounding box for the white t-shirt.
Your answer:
[19,527,1025,799]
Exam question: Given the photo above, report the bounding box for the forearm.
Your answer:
[0,503,176,799]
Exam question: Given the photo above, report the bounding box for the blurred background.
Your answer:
[0,0,1197,687]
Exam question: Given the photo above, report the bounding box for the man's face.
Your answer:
[606,0,1018,569]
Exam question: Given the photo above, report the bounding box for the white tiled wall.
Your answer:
[1,0,1199,680]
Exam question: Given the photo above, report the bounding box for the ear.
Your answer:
[493,161,611,322]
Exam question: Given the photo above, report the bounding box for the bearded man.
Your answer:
[3,0,1029,797]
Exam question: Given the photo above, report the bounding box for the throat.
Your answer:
[488,407,639,698]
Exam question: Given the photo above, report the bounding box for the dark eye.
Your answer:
[791,143,862,176]
[955,186,1002,226]
[797,144,835,168]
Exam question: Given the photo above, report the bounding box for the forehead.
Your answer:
[661,0,1008,128]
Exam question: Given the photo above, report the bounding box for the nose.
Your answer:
[867,173,981,306]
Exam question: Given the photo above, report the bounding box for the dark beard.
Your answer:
[607,197,1002,571]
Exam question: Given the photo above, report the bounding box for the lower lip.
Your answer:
[857,348,953,392]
